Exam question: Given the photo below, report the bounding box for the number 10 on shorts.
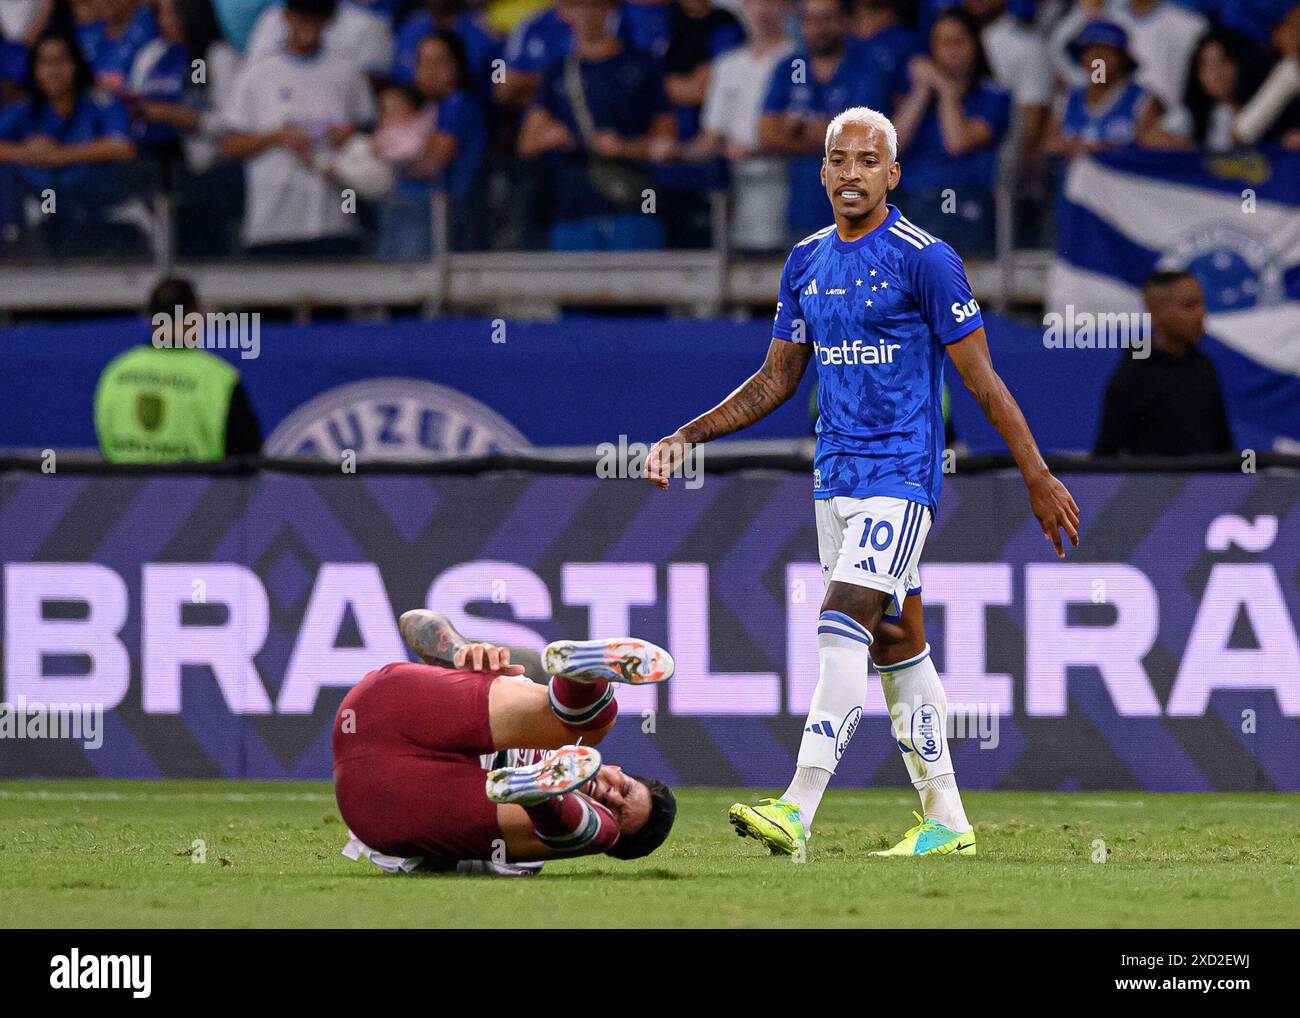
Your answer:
[855,516,895,574]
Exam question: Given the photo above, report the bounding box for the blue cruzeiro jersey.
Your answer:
[773,204,984,512]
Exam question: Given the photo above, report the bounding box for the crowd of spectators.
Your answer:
[1,0,1297,260]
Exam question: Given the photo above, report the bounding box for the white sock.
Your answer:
[782,766,832,826]
[782,610,872,828]
[878,645,972,833]
[917,773,970,833]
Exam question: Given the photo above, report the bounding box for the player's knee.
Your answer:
[871,619,922,667]
[821,582,889,636]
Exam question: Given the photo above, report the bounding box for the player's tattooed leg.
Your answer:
[399,609,548,682]
[399,609,468,667]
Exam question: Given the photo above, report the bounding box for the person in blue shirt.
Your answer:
[346,0,403,21]
[77,0,159,91]
[391,0,501,106]
[517,0,675,250]
[1185,0,1299,48]
[890,4,1009,257]
[851,0,919,105]
[657,0,745,246]
[498,2,576,107]
[125,0,196,151]
[0,30,138,254]
[377,29,487,255]
[1045,19,1183,159]
[760,0,892,242]
[621,0,675,58]
[645,105,1078,859]
[496,0,689,109]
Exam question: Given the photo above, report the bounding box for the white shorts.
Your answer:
[815,495,930,621]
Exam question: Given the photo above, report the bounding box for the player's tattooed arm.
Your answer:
[948,327,1081,558]
[646,340,813,490]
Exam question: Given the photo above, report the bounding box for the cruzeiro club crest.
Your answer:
[265,378,531,461]
[1158,222,1284,313]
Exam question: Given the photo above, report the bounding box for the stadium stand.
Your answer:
[1,1,1294,294]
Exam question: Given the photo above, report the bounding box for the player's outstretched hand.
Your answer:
[454,642,526,676]
[1028,473,1080,558]
[645,431,688,491]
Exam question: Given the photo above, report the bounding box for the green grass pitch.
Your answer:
[1,781,1295,928]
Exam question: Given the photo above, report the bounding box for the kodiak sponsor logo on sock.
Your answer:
[835,705,861,761]
[910,704,943,762]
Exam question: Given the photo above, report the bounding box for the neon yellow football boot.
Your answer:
[728,798,808,856]
[869,811,977,857]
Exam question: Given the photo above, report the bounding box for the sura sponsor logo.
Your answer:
[835,705,862,761]
[1042,305,1151,359]
[814,339,901,366]
[152,306,260,360]
[0,697,102,749]
[951,297,980,324]
[50,949,151,998]
[910,703,943,762]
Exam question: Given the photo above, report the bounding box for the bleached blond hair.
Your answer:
[824,107,898,162]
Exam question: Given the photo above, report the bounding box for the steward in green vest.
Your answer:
[94,278,262,463]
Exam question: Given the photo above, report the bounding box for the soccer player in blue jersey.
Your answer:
[646,106,1079,858]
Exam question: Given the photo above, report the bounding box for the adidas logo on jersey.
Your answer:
[805,720,835,737]
[803,279,819,296]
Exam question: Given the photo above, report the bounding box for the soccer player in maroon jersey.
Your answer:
[332,611,677,872]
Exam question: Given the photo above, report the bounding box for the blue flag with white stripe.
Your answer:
[1049,147,1300,449]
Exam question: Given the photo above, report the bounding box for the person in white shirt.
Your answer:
[221,0,376,254]
[0,0,51,44]
[689,0,794,251]
[1049,0,1206,121]
[245,0,393,74]
[964,0,1051,163]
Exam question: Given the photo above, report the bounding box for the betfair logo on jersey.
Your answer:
[951,297,981,324]
[814,340,901,366]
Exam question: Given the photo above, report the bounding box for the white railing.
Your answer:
[0,188,1052,317]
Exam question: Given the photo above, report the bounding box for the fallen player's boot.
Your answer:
[485,745,603,805]
[868,811,977,857]
[543,638,675,685]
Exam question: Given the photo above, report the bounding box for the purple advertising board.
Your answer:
[1,468,1296,790]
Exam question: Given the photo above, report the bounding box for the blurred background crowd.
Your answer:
[0,0,1297,261]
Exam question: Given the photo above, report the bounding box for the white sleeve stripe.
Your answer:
[888,225,925,250]
[795,225,835,247]
[898,216,937,244]
[892,219,934,247]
